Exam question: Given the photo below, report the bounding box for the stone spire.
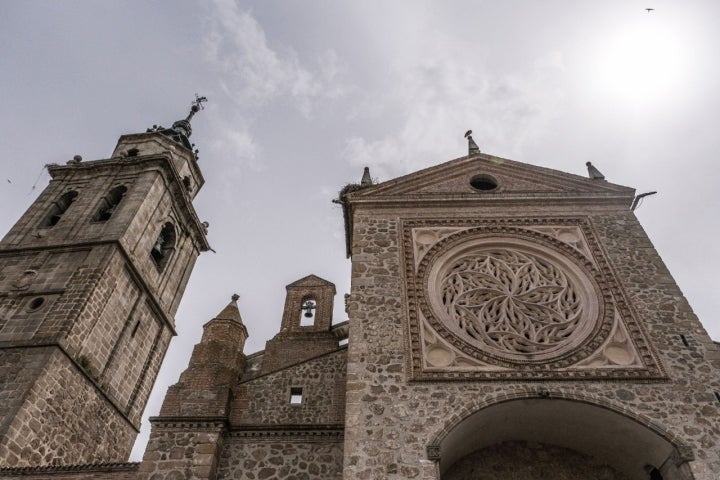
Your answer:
[157,293,249,418]
[360,166,373,186]
[170,94,207,140]
[148,94,207,154]
[201,293,248,343]
[212,293,244,325]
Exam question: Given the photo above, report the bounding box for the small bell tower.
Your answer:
[261,274,338,373]
[0,98,209,467]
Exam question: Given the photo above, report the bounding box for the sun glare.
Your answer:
[591,16,688,107]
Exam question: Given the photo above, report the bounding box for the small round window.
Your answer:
[470,174,498,191]
[26,297,45,312]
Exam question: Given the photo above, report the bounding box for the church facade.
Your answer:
[0,114,718,479]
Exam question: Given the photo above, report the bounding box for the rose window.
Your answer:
[426,237,600,363]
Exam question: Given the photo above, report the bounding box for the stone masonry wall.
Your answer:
[343,209,720,480]
[261,334,340,375]
[0,247,98,345]
[0,348,136,467]
[216,436,344,480]
[0,349,49,442]
[62,249,173,425]
[103,299,163,416]
[136,426,223,480]
[230,348,347,427]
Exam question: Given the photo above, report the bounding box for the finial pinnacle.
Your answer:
[465,130,480,155]
[586,161,606,180]
[231,293,240,302]
[360,166,373,186]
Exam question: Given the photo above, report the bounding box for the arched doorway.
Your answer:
[444,440,628,479]
[430,396,694,480]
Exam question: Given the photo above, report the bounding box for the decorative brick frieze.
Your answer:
[0,461,139,479]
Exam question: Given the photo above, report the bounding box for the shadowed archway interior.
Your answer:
[435,398,693,480]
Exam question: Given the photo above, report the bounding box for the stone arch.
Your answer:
[93,185,127,221]
[427,390,695,480]
[150,222,176,271]
[44,190,78,227]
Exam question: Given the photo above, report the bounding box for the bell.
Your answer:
[151,237,165,261]
[301,300,316,318]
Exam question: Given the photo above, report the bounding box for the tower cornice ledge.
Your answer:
[113,132,205,188]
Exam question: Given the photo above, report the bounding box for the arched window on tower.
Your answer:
[300,298,317,326]
[150,222,176,271]
[44,191,78,227]
[93,186,127,222]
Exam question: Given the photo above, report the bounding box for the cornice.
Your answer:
[0,462,139,474]
[227,424,344,440]
[347,192,634,209]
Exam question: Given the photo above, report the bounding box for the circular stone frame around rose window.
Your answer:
[421,232,607,367]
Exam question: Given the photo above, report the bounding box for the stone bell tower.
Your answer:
[0,99,209,467]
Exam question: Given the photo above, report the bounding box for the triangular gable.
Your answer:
[286,274,336,289]
[349,153,634,199]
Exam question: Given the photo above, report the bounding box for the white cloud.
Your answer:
[204,0,349,117]
[343,46,566,181]
[207,123,260,171]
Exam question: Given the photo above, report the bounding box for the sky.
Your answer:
[1,0,718,461]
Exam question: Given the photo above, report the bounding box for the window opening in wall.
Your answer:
[26,297,45,312]
[680,334,689,347]
[644,465,663,480]
[715,392,720,404]
[338,338,349,346]
[469,174,498,192]
[94,185,127,222]
[131,320,141,338]
[300,299,316,326]
[45,191,78,227]
[151,223,176,271]
[289,387,303,405]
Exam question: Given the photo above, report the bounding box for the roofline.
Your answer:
[351,153,635,198]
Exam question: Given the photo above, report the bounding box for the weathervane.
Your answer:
[186,94,208,122]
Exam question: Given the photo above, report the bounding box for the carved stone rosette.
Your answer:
[402,218,665,381]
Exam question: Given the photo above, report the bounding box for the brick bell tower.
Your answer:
[0,98,210,467]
